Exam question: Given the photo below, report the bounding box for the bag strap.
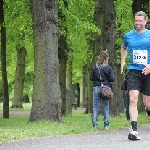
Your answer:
[97,66,103,86]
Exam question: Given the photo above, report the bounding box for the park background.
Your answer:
[0,0,150,122]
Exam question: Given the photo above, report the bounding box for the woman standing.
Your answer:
[90,51,114,130]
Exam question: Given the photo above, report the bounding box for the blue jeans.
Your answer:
[92,86,110,128]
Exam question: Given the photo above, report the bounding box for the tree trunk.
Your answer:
[94,0,105,55]
[80,66,87,108]
[65,66,72,114]
[58,0,68,115]
[11,46,26,108]
[29,0,61,122]
[86,62,93,114]
[76,83,80,107]
[58,35,67,115]
[93,0,124,115]
[0,0,9,118]
[104,0,124,115]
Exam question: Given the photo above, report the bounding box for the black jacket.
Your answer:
[90,63,114,87]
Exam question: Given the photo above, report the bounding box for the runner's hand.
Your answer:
[121,63,125,74]
[142,64,150,75]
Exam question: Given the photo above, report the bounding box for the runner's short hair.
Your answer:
[135,11,148,20]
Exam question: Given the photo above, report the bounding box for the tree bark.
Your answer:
[103,0,123,115]
[29,0,61,122]
[80,66,87,108]
[86,62,93,114]
[58,35,67,115]
[58,0,68,115]
[93,0,124,115]
[0,0,9,118]
[65,66,72,114]
[76,83,80,107]
[11,46,26,108]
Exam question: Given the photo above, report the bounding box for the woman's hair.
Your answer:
[96,51,109,64]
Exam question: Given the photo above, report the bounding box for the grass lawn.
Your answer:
[0,102,149,144]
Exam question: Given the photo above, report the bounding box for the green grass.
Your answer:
[0,101,32,111]
[0,102,149,144]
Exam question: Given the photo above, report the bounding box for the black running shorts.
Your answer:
[126,69,150,96]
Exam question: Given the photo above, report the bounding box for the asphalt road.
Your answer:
[0,124,150,150]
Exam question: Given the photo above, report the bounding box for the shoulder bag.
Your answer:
[98,66,113,99]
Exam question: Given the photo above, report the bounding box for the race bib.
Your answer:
[133,50,148,64]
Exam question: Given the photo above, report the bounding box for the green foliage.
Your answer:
[115,0,133,69]
[115,0,134,36]
[2,0,34,99]
[2,0,145,99]
[1,0,100,98]
[58,0,100,83]
[4,0,33,46]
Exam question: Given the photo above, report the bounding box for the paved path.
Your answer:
[0,124,150,150]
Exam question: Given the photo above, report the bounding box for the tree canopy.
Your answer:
[1,0,149,102]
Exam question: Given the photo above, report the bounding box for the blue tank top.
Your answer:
[123,29,150,70]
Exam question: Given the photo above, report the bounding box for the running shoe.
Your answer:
[128,129,140,141]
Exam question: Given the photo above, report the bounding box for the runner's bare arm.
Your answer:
[121,44,127,74]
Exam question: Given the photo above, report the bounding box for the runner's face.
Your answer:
[134,16,146,31]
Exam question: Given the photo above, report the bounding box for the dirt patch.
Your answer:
[0,108,86,117]
[0,111,30,116]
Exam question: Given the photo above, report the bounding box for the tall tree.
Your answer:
[93,0,124,115]
[103,0,123,115]
[58,34,67,115]
[4,0,33,103]
[80,66,87,108]
[58,0,68,115]
[0,0,9,118]
[11,44,26,108]
[65,64,73,114]
[29,0,61,122]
